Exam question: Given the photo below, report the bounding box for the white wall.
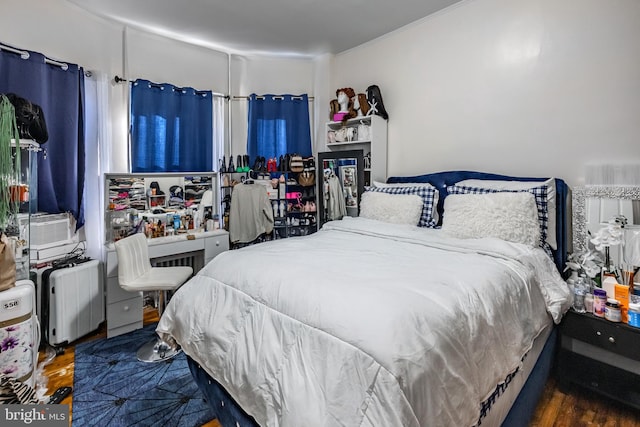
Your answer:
[10,0,633,187]
[331,0,640,187]
[229,54,317,158]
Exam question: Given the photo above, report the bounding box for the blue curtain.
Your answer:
[130,79,213,173]
[247,94,312,160]
[0,45,85,227]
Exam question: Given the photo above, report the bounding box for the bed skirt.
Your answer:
[186,327,557,427]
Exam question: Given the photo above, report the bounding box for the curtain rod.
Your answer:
[232,95,314,101]
[0,42,69,70]
[114,75,229,99]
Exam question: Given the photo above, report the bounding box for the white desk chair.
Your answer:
[114,233,192,362]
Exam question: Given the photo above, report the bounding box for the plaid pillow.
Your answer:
[365,186,438,228]
[446,184,552,255]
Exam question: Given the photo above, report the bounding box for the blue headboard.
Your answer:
[387,170,569,272]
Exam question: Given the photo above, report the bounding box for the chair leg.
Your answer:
[137,289,181,363]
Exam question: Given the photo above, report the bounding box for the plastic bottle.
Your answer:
[572,276,586,313]
[628,303,640,328]
[584,293,594,314]
[605,299,622,322]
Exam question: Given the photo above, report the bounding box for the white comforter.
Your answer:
[157,217,570,427]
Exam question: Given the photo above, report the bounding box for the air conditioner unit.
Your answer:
[19,213,75,250]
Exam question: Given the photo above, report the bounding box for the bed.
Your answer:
[156,170,572,427]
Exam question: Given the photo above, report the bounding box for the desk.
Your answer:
[104,230,229,338]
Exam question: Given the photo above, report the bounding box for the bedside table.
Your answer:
[557,310,640,409]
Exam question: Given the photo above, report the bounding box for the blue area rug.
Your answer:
[72,324,213,427]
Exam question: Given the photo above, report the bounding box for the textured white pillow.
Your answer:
[360,191,424,226]
[455,178,557,250]
[372,181,440,223]
[441,192,541,247]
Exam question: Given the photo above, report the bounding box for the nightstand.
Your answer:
[557,310,640,409]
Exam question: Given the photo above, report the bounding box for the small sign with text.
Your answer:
[1,405,68,426]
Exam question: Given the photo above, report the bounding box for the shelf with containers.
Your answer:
[104,172,218,243]
[219,156,317,241]
[3,140,40,280]
[325,114,387,187]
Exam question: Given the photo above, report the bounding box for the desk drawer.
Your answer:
[205,235,229,263]
[561,311,640,361]
[106,277,143,304]
[106,250,118,278]
[107,296,143,329]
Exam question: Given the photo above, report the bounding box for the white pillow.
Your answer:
[372,181,440,224]
[455,178,557,250]
[360,191,423,226]
[441,192,541,247]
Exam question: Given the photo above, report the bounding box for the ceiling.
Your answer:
[68,0,463,57]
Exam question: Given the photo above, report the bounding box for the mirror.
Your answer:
[317,150,364,227]
[573,186,640,257]
[105,173,216,242]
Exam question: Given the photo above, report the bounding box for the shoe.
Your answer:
[278,155,284,171]
[272,201,278,218]
[279,201,286,218]
[251,156,261,172]
[244,155,251,172]
[237,155,243,172]
[283,154,291,172]
[366,85,388,120]
[223,175,230,187]
[219,156,226,173]
[228,156,235,173]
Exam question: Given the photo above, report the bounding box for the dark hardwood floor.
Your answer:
[40,307,639,426]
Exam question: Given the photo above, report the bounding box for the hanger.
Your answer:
[324,168,335,179]
[242,172,254,184]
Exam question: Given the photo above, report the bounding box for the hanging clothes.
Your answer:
[229,183,274,244]
[326,174,346,221]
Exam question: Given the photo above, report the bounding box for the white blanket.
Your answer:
[157,217,570,427]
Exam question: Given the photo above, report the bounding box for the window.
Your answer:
[247,94,312,160]
[130,79,213,172]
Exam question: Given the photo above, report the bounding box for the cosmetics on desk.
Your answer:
[628,302,640,328]
[593,289,607,318]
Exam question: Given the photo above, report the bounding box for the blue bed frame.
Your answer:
[187,170,570,427]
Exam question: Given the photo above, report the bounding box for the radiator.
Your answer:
[146,251,203,309]
[151,250,204,274]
